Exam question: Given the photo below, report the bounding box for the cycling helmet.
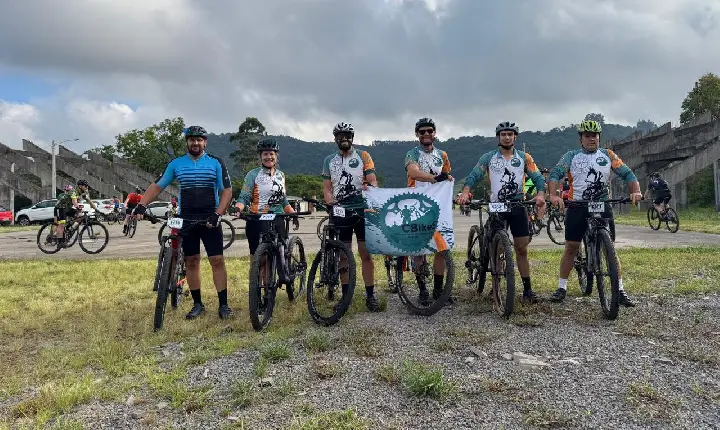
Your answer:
[77,179,89,187]
[495,121,519,136]
[650,171,660,179]
[134,186,142,193]
[256,138,279,153]
[415,117,436,132]
[540,167,550,174]
[64,184,73,192]
[578,120,602,134]
[185,125,208,139]
[333,122,354,136]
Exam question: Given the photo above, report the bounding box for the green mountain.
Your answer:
[207,120,657,188]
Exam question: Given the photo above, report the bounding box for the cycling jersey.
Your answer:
[156,153,232,219]
[463,149,545,202]
[404,146,451,188]
[127,193,142,205]
[237,167,292,214]
[524,178,537,196]
[55,190,90,209]
[648,178,670,194]
[322,148,375,209]
[549,148,636,201]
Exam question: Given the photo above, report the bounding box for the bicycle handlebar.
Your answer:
[563,198,632,205]
[233,211,312,221]
[467,199,537,211]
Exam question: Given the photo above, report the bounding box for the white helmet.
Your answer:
[333,122,354,136]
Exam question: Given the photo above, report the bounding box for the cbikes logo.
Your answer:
[365,192,440,253]
[510,157,522,168]
[596,157,608,166]
[348,157,360,168]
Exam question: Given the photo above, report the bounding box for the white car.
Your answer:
[147,201,173,219]
[93,199,116,215]
[14,199,58,225]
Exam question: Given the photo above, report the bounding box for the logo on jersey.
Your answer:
[510,157,522,168]
[348,158,360,168]
[434,157,443,167]
[366,193,440,253]
[596,157,608,166]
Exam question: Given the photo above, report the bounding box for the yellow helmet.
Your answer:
[578,120,602,134]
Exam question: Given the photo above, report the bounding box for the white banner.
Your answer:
[363,181,454,256]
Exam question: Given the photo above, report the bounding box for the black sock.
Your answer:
[522,277,532,294]
[217,288,228,306]
[190,289,202,304]
[341,284,349,296]
[365,285,374,298]
[434,274,444,291]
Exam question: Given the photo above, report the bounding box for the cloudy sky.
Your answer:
[1,0,718,153]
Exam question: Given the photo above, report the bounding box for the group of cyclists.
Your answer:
[48,116,677,322]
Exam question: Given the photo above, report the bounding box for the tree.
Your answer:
[680,72,720,124]
[230,117,267,173]
[635,119,658,133]
[84,145,117,162]
[584,112,605,124]
[115,117,186,176]
[284,174,324,198]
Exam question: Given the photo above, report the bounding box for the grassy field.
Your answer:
[614,206,720,234]
[0,225,40,233]
[1,248,719,428]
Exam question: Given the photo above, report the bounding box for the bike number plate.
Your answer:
[167,218,184,229]
[588,202,605,213]
[333,206,346,218]
[259,213,276,221]
[488,202,509,213]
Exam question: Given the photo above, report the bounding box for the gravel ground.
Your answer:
[43,291,720,430]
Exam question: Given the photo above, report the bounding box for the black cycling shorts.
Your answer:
[54,207,77,223]
[499,205,530,238]
[653,192,672,205]
[182,223,224,257]
[333,214,365,243]
[245,218,287,255]
[565,205,616,243]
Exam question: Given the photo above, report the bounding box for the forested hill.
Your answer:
[206,120,657,187]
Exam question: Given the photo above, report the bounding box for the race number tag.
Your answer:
[167,218,184,229]
[333,206,346,218]
[588,202,605,213]
[488,202,509,213]
[259,213,276,221]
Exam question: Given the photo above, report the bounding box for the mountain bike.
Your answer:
[384,255,399,293]
[546,204,566,245]
[392,250,454,316]
[158,216,236,250]
[569,198,629,320]
[236,211,310,331]
[37,212,109,255]
[526,204,544,243]
[464,200,536,318]
[125,211,138,238]
[647,205,679,233]
[303,198,357,326]
[316,216,329,240]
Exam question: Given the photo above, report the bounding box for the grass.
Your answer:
[614,205,720,234]
[1,247,719,427]
[0,225,40,233]
[376,360,456,399]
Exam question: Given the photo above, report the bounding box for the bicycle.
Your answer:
[567,198,629,320]
[158,216,236,250]
[303,197,357,326]
[392,250,454,316]
[464,199,536,318]
[647,205,679,233]
[545,204,566,245]
[526,204,544,243]
[125,211,138,238]
[384,255,399,293]
[37,212,109,255]
[235,211,310,331]
[316,215,329,240]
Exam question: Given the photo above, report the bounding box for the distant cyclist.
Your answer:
[134,125,234,320]
[644,172,672,218]
[123,187,143,235]
[53,180,97,245]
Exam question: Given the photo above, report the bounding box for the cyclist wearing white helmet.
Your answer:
[322,122,381,312]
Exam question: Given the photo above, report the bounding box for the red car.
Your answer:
[0,206,12,225]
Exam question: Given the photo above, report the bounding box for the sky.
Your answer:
[0,0,719,154]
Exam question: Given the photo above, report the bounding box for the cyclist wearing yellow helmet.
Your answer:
[546,119,642,306]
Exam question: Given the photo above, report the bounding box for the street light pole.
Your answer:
[10,163,15,224]
[51,138,79,198]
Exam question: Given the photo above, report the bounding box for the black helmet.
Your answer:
[496,121,519,136]
[415,117,436,132]
[77,179,89,187]
[185,125,208,139]
[650,171,660,179]
[257,138,279,153]
[135,186,142,193]
[540,167,550,174]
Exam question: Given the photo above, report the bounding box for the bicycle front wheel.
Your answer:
[466,225,488,294]
[306,239,356,326]
[248,242,278,331]
[396,251,454,317]
[546,212,566,245]
[316,216,329,240]
[78,222,109,254]
[286,236,307,301]
[491,230,515,318]
[647,207,661,230]
[594,229,620,320]
[153,245,174,331]
[128,219,138,238]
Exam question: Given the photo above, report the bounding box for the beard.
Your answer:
[188,144,204,156]
[336,140,351,151]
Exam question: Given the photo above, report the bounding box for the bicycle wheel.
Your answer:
[286,236,307,301]
[546,212,566,245]
[153,244,174,331]
[490,230,515,318]
[128,218,138,238]
[385,256,398,293]
[170,249,186,310]
[248,242,278,331]
[665,208,679,233]
[575,238,593,295]
[78,222,109,254]
[594,229,621,320]
[157,222,168,245]
[316,216,329,240]
[306,239,356,326]
[221,218,235,250]
[647,207,661,230]
[396,251,454,316]
[36,222,62,254]
[466,225,488,294]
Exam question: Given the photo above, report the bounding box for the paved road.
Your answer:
[1,212,719,260]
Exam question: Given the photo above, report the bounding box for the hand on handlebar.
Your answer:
[630,192,643,205]
[457,191,470,205]
[549,195,564,211]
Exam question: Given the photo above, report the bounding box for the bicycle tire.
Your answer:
[533,218,544,235]
[153,245,174,331]
[385,256,398,294]
[170,248,186,309]
[248,242,278,331]
[306,240,356,326]
[576,238,593,295]
[316,216,329,240]
[36,222,62,254]
[546,213,566,245]
[595,229,620,320]
[491,230,515,318]
[222,218,235,250]
[286,235,307,301]
[647,207,661,230]
[396,250,454,317]
[466,225,488,294]
[157,223,167,245]
[78,221,109,254]
[665,208,679,233]
[128,219,138,238]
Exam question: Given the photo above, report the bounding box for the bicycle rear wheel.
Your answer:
[128,218,138,238]
[395,250,454,316]
[385,256,398,293]
[248,242,278,331]
[286,236,307,301]
[316,216,329,240]
[78,222,109,254]
[491,230,515,318]
[665,208,679,233]
[37,222,62,254]
[306,239,356,326]
[222,218,235,249]
[153,244,174,331]
[546,213,566,245]
[594,229,620,320]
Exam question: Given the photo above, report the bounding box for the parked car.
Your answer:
[147,201,172,219]
[0,206,12,225]
[15,199,58,225]
[92,199,116,215]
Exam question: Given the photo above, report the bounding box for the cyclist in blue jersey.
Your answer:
[133,125,234,320]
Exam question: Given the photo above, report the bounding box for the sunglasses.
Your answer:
[417,129,435,135]
[335,133,353,140]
